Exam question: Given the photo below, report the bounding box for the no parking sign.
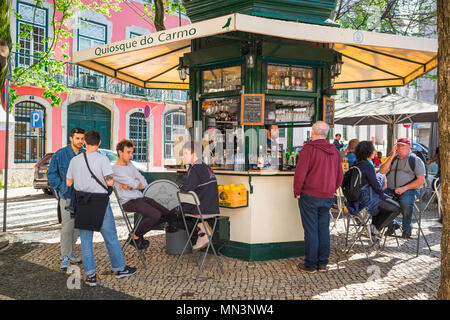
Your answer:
[144,105,151,118]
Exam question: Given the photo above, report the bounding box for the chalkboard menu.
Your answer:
[185,100,193,129]
[323,97,335,127]
[241,94,265,125]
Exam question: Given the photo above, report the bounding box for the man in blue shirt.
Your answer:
[333,133,343,151]
[47,127,85,271]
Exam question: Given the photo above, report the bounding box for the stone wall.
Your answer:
[0,168,34,188]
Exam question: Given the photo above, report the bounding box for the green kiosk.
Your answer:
[73,1,437,261]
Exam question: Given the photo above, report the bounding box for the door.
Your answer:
[67,102,111,150]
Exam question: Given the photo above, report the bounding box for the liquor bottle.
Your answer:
[306,69,313,90]
[295,72,301,90]
[291,71,296,90]
[278,144,284,171]
[301,71,307,90]
[257,145,264,170]
[267,73,273,89]
[279,71,284,90]
[284,71,290,89]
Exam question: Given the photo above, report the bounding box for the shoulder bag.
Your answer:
[74,153,112,231]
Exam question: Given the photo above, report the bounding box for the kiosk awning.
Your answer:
[73,13,437,90]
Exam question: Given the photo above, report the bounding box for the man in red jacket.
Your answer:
[294,121,343,273]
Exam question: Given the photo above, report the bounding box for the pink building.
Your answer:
[0,0,190,187]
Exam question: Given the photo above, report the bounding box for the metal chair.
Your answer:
[422,178,441,215]
[344,206,375,259]
[330,187,345,230]
[113,186,147,269]
[142,179,180,211]
[170,190,224,281]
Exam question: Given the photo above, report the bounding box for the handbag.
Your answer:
[74,153,111,231]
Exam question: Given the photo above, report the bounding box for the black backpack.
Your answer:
[341,165,363,202]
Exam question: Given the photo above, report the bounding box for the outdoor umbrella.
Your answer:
[334,94,438,153]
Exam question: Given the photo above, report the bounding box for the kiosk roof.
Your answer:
[73,13,437,90]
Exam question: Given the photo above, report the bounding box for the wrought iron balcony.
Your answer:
[11,51,189,103]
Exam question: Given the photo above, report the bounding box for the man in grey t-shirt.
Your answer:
[379,138,426,238]
[113,139,169,250]
[66,130,136,287]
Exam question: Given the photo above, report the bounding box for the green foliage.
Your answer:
[9,0,126,109]
[0,0,12,92]
[8,0,184,110]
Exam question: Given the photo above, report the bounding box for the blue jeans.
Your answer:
[298,193,334,270]
[79,204,126,276]
[385,188,418,232]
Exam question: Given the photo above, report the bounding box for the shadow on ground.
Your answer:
[0,242,139,300]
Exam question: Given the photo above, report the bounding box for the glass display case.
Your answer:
[202,66,242,93]
[202,97,241,125]
[267,64,314,92]
[266,98,315,123]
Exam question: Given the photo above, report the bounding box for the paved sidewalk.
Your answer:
[0,186,45,201]
[0,206,442,300]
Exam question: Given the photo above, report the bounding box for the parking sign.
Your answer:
[30,111,43,128]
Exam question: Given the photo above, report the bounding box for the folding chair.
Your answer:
[422,178,441,214]
[170,191,224,281]
[344,207,375,259]
[330,187,345,230]
[413,195,432,257]
[113,187,147,269]
[379,193,432,257]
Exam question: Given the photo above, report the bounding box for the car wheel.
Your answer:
[43,188,53,196]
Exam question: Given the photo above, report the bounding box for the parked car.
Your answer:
[33,148,147,195]
[97,148,147,172]
[412,142,428,158]
[33,153,54,195]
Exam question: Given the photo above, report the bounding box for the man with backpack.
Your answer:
[379,138,426,238]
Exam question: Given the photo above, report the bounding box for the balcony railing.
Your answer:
[11,51,188,104]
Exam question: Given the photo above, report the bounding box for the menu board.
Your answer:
[323,97,335,127]
[185,100,193,129]
[241,94,265,126]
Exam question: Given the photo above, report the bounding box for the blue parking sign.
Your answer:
[30,111,43,128]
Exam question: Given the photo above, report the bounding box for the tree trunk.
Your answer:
[154,0,165,31]
[437,0,450,300]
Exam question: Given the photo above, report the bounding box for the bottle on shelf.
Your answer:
[267,73,273,90]
[257,145,264,170]
[291,70,296,90]
[284,71,290,89]
[278,144,284,171]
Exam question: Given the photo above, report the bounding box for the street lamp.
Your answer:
[177,57,189,82]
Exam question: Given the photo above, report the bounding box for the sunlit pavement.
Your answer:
[0,197,442,300]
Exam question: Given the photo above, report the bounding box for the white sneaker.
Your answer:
[192,236,210,250]
[69,253,82,264]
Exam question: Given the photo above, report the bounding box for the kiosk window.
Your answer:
[202,66,241,93]
[267,65,314,92]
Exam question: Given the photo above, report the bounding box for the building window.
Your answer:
[77,20,107,89]
[129,112,148,162]
[367,89,373,100]
[164,111,188,159]
[355,89,361,103]
[16,2,47,67]
[129,31,141,38]
[343,90,349,101]
[14,101,46,163]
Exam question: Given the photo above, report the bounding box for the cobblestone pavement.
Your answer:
[0,204,442,300]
